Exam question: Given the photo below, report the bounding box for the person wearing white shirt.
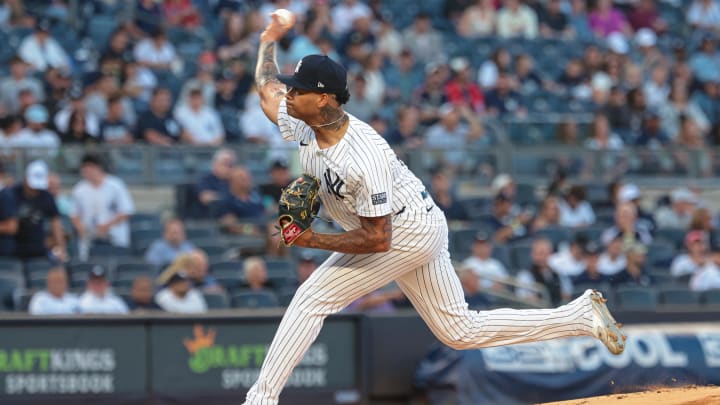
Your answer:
[559,185,596,227]
[598,236,627,276]
[78,266,129,314]
[13,104,61,150]
[155,271,207,314]
[690,262,720,291]
[461,231,509,289]
[54,88,101,137]
[133,28,179,73]
[29,268,79,315]
[173,88,224,146]
[496,0,539,39]
[70,154,135,251]
[670,230,711,278]
[18,20,71,72]
[548,236,587,277]
[687,0,720,32]
[331,0,372,35]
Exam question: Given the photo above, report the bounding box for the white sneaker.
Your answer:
[588,289,626,355]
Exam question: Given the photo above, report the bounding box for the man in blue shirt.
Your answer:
[144,217,195,267]
[196,148,236,207]
[218,166,265,234]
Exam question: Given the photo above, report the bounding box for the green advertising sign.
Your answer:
[151,318,357,394]
[0,325,146,396]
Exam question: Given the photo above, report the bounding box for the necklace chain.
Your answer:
[311,113,347,128]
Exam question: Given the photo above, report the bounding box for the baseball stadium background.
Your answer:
[0,0,719,404]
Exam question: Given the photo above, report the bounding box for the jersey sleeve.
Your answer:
[277,99,308,143]
[353,152,393,218]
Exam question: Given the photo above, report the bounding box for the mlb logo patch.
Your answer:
[371,192,387,205]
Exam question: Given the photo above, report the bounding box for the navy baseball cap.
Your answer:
[277,55,347,94]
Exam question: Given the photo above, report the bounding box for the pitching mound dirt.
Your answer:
[540,386,720,405]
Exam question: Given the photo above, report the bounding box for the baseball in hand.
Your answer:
[274,9,295,28]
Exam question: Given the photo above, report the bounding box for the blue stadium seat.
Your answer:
[0,258,24,276]
[86,15,117,47]
[115,262,157,275]
[647,241,676,268]
[232,290,279,309]
[616,287,658,310]
[89,244,133,257]
[265,259,295,278]
[276,288,296,307]
[203,291,230,309]
[659,287,701,306]
[130,213,163,231]
[0,274,22,311]
[702,290,720,305]
[654,228,687,250]
[210,261,243,291]
[510,241,534,272]
[533,226,572,249]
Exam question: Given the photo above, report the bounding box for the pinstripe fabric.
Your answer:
[244,101,596,404]
[243,214,595,405]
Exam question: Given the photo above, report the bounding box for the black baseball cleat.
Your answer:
[587,289,627,355]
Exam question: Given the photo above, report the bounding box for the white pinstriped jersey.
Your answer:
[277,100,437,248]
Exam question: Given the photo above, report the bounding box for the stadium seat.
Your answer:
[655,228,687,250]
[89,244,133,257]
[23,260,53,288]
[702,290,720,305]
[86,14,117,47]
[0,258,24,276]
[510,241,534,272]
[203,292,230,310]
[0,275,22,311]
[115,262,157,276]
[210,261,243,291]
[647,242,676,267]
[572,226,605,244]
[232,290,280,309]
[276,288,297,307]
[130,213,163,231]
[132,229,162,255]
[659,287,701,306]
[533,226,572,249]
[615,287,658,310]
[265,259,295,277]
[18,291,33,312]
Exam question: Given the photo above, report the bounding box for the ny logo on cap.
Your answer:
[294,59,303,73]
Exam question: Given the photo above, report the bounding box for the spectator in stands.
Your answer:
[585,113,623,150]
[414,61,450,125]
[644,65,670,109]
[70,154,135,250]
[478,48,512,90]
[484,72,526,117]
[611,242,652,286]
[458,0,496,38]
[540,0,572,39]
[155,271,207,313]
[79,265,129,314]
[197,148,235,207]
[0,115,23,149]
[28,267,78,315]
[296,251,319,285]
[692,79,720,128]
[14,105,60,150]
[126,275,161,311]
[671,230,713,279]
[344,74,377,122]
[558,185,596,228]
[687,0,720,34]
[530,195,560,232]
[122,59,158,108]
[655,187,698,229]
[429,168,468,221]
[573,241,606,285]
[690,244,720,291]
[385,106,423,149]
[488,192,531,243]
[444,57,485,113]
[54,87,101,137]
[516,238,571,305]
[133,27,178,73]
[674,114,713,177]
[99,95,134,144]
[216,12,256,63]
[145,217,195,267]
[136,87,185,145]
[588,0,631,39]
[259,160,291,207]
[688,207,717,246]
[85,74,136,126]
[174,87,224,146]
[425,103,484,169]
[169,249,222,293]
[217,166,265,228]
[383,50,423,104]
[243,256,272,291]
[635,108,672,148]
[457,265,492,309]
[549,234,588,278]
[629,0,667,34]
[241,88,285,146]
[18,19,71,73]
[402,12,443,64]
[133,0,162,36]
[163,0,202,29]
[101,28,133,67]
[567,0,593,41]
[462,231,509,290]
[0,163,17,257]
[12,160,66,261]
[214,69,244,112]
[690,35,720,85]
[598,235,627,276]
[0,56,45,115]
[61,110,97,144]
[617,183,655,234]
[601,201,653,250]
[496,0,538,39]
[555,59,589,100]
[338,16,375,68]
[376,18,403,61]
[346,287,404,313]
[514,54,544,95]
[178,51,217,108]
[331,0,372,35]
[660,82,710,140]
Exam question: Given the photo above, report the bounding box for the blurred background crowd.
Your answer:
[0,0,718,315]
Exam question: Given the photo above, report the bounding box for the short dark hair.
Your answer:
[334,88,350,105]
[81,153,104,169]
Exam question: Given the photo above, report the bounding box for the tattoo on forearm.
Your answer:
[255,42,280,87]
[307,216,391,254]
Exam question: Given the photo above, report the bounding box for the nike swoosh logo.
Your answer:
[300,141,309,146]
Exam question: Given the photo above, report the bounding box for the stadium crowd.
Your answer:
[0,0,718,314]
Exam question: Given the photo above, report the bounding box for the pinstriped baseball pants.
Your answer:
[243,214,596,405]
